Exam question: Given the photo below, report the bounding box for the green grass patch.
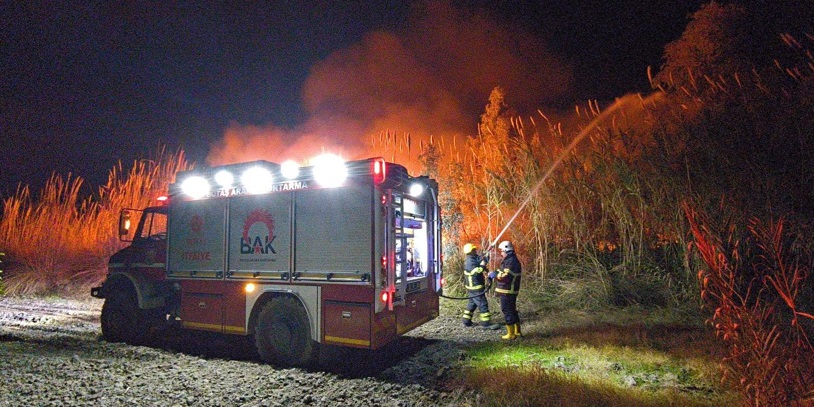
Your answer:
[449,305,740,406]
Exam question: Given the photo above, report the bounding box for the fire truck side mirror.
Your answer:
[119,210,132,238]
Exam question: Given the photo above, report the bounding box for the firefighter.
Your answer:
[461,243,501,330]
[491,240,523,340]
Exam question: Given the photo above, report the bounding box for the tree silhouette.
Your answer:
[654,2,752,91]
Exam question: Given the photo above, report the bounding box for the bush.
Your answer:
[610,269,670,308]
[541,277,613,311]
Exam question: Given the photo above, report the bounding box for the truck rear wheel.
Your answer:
[255,296,317,366]
[101,290,148,346]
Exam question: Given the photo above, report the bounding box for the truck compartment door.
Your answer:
[293,186,373,282]
[179,280,225,333]
[167,199,227,279]
[323,301,371,348]
[227,193,292,281]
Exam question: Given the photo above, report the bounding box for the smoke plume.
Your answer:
[207,1,574,168]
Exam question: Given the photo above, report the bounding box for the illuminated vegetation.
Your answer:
[452,305,739,407]
[0,147,190,295]
[432,6,814,404]
[686,209,814,405]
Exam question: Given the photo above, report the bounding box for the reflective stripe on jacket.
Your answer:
[495,252,521,295]
[464,253,486,290]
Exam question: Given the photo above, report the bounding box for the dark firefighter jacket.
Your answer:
[496,251,522,295]
[464,252,487,291]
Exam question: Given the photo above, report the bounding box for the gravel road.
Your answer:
[0,296,499,406]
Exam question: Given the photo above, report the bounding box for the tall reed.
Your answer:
[686,203,814,405]
[0,147,190,295]
[417,87,691,306]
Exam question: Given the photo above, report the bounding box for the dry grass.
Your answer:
[409,86,695,312]
[0,147,190,295]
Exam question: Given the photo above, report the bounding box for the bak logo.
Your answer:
[241,209,277,255]
[190,215,203,233]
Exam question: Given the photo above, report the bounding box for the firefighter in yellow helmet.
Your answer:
[493,240,523,340]
[461,243,501,330]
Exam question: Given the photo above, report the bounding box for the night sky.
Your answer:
[1,1,706,197]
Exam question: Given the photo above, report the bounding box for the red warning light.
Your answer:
[372,158,386,184]
[380,291,389,303]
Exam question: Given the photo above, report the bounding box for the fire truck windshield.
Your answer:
[136,209,168,241]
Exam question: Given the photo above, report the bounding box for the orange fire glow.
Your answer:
[206,2,573,171]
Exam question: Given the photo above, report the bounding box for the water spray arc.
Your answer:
[487,92,664,251]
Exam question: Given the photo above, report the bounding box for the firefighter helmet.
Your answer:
[463,243,476,254]
[498,240,514,253]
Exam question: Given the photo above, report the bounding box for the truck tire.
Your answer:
[101,290,148,346]
[254,296,317,366]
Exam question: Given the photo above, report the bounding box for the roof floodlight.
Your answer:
[181,176,210,199]
[214,170,234,188]
[241,166,274,194]
[312,153,348,188]
[281,160,300,179]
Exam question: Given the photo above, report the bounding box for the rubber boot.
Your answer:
[501,324,516,340]
[462,318,473,327]
[515,323,523,337]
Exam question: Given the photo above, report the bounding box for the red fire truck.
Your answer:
[91,155,442,366]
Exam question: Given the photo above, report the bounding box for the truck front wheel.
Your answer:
[255,296,317,366]
[101,291,148,346]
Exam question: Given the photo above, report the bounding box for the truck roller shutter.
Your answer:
[294,185,373,282]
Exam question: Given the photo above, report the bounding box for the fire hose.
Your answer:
[438,275,495,300]
[437,248,500,300]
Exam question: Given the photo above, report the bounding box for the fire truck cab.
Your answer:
[91,156,442,366]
